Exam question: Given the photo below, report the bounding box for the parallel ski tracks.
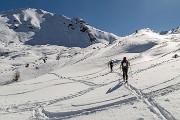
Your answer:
[40,54,179,119]
[33,58,179,119]
[124,83,176,120]
[3,43,179,119]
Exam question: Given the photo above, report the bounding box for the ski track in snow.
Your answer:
[69,68,107,79]
[39,53,180,119]
[145,81,180,98]
[35,80,178,120]
[37,79,177,119]
[132,58,175,76]
[143,73,180,91]
[62,41,180,83]
[69,45,179,82]
[0,81,74,96]
[124,83,176,120]
[121,52,180,119]
[1,36,180,119]
[0,86,100,116]
[49,73,102,86]
[31,86,104,119]
[35,96,138,119]
[33,58,179,119]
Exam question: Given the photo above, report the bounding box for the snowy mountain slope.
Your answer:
[0,8,119,47]
[36,30,180,120]
[1,9,180,120]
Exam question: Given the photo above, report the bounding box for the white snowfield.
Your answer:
[0,8,180,120]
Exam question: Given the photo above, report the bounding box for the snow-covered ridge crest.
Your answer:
[0,8,119,47]
[160,27,180,35]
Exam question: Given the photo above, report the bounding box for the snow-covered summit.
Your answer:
[0,8,119,47]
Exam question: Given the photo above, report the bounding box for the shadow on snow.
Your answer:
[106,82,123,94]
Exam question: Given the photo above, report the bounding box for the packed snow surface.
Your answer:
[0,8,180,120]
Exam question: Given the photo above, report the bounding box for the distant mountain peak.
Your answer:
[160,27,180,35]
[0,8,119,47]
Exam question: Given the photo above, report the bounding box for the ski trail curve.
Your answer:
[34,97,137,120]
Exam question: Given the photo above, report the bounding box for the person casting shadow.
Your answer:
[120,57,130,82]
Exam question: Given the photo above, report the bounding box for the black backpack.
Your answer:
[109,61,113,66]
[121,60,128,68]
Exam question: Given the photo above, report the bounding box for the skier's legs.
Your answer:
[125,68,128,80]
[110,65,113,72]
[123,68,128,81]
[122,69,126,80]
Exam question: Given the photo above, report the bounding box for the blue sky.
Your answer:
[0,0,180,36]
